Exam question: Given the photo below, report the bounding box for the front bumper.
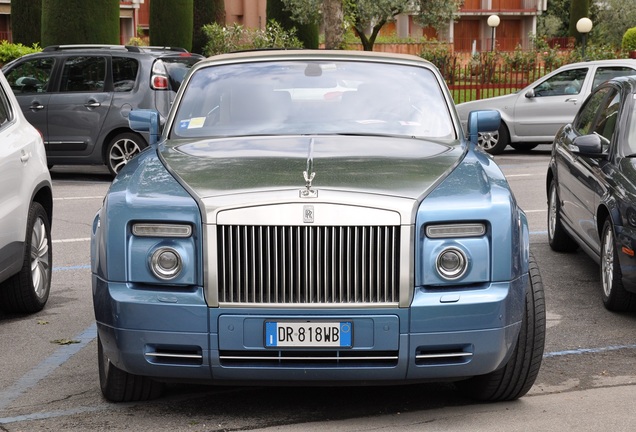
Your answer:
[93,274,526,384]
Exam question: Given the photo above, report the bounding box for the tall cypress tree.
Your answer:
[41,0,119,46]
[568,0,590,42]
[11,0,42,46]
[150,0,194,51]
[192,0,225,55]
[266,0,319,49]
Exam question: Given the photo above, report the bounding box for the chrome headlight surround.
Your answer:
[435,246,468,280]
[420,222,489,286]
[149,247,183,280]
[128,222,197,285]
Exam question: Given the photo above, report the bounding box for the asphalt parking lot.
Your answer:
[2,146,636,431]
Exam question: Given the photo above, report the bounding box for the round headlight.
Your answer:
[150,247,183,280]
[436,247,468,280]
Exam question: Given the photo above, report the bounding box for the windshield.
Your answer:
[170,60,455,140]
[161,56,201,91]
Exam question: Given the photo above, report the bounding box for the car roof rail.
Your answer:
[138,46,189,53]
[42,44,142,53]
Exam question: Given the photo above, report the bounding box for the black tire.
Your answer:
[478,122,509,155]
[106,132,147,177]
[547,180,578,252]
[0,202,52,313]
[600,218,636,312]
[458,252,546,402]
[98,334,164,402]
[510,143,539,152]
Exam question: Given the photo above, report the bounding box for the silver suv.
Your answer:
[2,45,202,176]
[0,69,53,314]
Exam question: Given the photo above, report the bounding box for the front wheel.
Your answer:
[98,335,164,402]
[106,132,147,177]
[600,218,636,312]
[0,202,52,313]
[458,252,546,401]
[478,123,509,155]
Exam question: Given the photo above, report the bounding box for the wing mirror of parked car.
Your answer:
[467,110,501,145]
[129,109,160,146]
[570,133,603,156]
[525,89,535,98]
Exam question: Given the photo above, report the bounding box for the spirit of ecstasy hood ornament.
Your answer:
[301,138,317,198]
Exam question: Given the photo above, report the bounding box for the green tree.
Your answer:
[568,0,590,42]
[267,0,319,49]
[192,0,225,55]
[150,0,194,51]
[11,0,42,46]
[41,0,119,46]
[282,0,464,51]
[593,0,636,49]
[537,0,570,38]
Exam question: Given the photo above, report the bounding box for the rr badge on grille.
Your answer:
[303,205,314,223]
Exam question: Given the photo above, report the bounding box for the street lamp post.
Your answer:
[576,17,593,60]
[487,15,500,52]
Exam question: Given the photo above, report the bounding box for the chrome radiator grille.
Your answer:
[217,225,400,305]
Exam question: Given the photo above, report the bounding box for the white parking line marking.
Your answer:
[52,238,91,244]
[53,196,104,201]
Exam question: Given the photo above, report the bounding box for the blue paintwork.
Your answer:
[92,93,529,386]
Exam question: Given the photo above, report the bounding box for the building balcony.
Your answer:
[461,0,541,13]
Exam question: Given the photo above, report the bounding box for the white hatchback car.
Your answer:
[0,69,53,314]
[456,59,636,154]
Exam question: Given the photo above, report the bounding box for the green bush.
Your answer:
[502,45,537,72]
[150,0,194,51]
[622,27,636,52]
[0,41,41,65]
[419,40,458,81]
[201,21,303,56]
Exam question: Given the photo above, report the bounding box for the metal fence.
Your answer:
[441,61,556,103]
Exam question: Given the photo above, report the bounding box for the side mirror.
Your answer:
[129,109,160,146]
[467,110,501,145]
[571,134,603,156]
[525,89,535,98]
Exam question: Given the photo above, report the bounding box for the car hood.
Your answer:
[159,135,465,201]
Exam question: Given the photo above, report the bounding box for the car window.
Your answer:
[593,67,636,89]
[60,56,106,92]
[4,57,54,94]
[0,84,13,129]
[592,90,620,150]
[172,60,455,140]
[533,68,588,97]
[573,86,612,135]
[158,57,200,91]
[112,57,138,92]
[625,95,636,155]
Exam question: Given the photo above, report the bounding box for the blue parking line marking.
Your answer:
[52,265,91,272]
[0,323,97,412]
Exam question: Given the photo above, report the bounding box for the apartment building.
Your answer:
[1,0,545,53]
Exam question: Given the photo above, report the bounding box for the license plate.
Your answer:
[265,321,352,348]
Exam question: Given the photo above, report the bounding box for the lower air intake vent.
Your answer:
[145,346,203,365]
[415,345,473,366]
[219,350,399,367]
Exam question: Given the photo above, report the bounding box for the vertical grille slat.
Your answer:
[218,225,400,305]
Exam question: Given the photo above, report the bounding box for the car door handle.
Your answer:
[29,103,44,110]
[84,101,101,108]
[565,98,578,103]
